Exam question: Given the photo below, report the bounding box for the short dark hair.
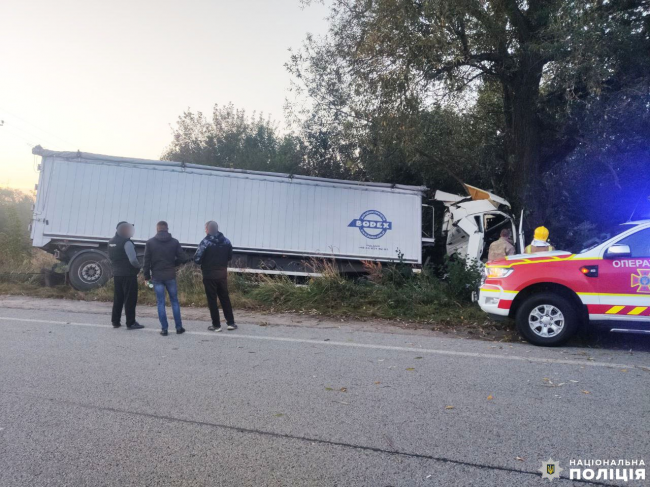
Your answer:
[205,221,219,233]
[500,228,512,238]
[157,221,168,231]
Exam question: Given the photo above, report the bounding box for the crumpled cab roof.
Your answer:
[434,184,511,209]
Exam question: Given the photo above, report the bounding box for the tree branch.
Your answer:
[502,0,532,43]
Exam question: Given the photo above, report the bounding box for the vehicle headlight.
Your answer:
[486,267,514,279]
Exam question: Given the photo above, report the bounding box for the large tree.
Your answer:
[289,0,650,220]
[162,103,305,175]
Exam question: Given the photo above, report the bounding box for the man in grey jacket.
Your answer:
[108,221,144,329]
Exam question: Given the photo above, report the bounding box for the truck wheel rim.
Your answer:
[528,305,565,338]
[80,263,102,283]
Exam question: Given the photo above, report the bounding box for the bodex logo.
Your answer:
[348,210,392,240]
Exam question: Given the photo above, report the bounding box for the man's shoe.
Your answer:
[227,324,237,331]
[208,325,222,332]
[176,327,185,335]
[112,322,122,328]
[160,330,168,336]
[126,322,144,330]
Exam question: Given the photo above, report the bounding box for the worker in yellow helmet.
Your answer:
[525,226,554,254]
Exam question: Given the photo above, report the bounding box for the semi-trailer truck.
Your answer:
[30,147,520,290]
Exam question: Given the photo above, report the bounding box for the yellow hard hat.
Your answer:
[534,226,549,241]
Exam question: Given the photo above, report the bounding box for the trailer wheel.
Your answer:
[515,292,579,346]
[68,251,112,291]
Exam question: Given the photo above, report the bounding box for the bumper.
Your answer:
[478,284,518,318]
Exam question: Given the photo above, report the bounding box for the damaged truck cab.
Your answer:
[434,185,522,262]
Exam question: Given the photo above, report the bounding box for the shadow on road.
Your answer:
[568,328,650,352]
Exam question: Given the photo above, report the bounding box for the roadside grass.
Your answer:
[0,251,495,327]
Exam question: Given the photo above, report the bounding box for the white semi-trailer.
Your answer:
[31,148,431,289]
[30,147,519,290]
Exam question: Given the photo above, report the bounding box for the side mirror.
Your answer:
[604,244,631,259]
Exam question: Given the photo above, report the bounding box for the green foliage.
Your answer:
[240,258,484,320]
[0,188,33,266]
[162,103,305,175]
[289,0,650,231]
[442,256,483,303]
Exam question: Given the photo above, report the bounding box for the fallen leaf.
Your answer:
[487,395,494,400]
[274,413,284,417]
[374,381,381,385]
[325,387,333,391]
[340,387,347,392]
[582,390,590,394]
[415,357,423,359]
[445,406,454,410]
[620,369,628,372]
[406,368,415,371]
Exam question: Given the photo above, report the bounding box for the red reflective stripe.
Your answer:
[497,300,512,310]
[587,305,610,314]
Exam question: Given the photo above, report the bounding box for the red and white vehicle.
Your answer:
[479,220,650,346]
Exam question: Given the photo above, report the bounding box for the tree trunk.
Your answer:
[503,54,545,228]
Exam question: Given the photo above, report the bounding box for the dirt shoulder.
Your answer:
[0,294,518,342]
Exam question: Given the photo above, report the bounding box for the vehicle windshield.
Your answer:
[577,223,637,253]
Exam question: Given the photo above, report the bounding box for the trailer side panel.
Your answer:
[33,155,423,263]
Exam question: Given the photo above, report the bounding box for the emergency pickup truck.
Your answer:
[478,220,650,346]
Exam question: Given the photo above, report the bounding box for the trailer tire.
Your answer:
[515,292,579,346]
[68,251,112,291]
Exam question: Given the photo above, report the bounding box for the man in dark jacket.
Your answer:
[108,221,144,329]
[143,221,188,336]
[194,221,236,332]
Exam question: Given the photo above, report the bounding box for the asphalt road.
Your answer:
[0,306,648,486]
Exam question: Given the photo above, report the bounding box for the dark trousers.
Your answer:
[203,274,234,326]
[111,275,138,326]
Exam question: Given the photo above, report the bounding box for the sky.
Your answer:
[0,0,329,190]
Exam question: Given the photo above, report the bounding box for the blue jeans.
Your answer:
[152,279,182,331]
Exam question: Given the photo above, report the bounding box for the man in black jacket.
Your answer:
[108,221,144,329]
[143,221,188,336]
[194,221,236,332]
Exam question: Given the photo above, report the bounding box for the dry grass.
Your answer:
[0,255,492,326]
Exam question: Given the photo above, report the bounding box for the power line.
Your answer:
[0,117,65,150]
[0,122,37,148]
[0,107,77,149]
[1,119,67,150]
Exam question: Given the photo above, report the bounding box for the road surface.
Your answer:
[0,304,648,486]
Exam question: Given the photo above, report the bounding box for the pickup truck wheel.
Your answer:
[515,293,579,346]
[68,251,112,291]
